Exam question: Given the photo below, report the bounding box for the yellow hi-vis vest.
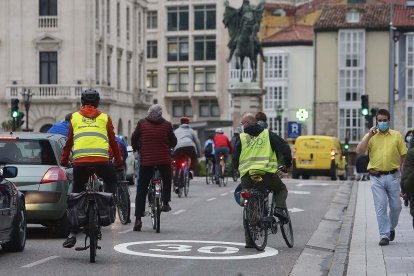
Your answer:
[71,111,109,160]
[239,129,278,178]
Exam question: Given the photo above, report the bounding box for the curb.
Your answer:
[289,180,357,276]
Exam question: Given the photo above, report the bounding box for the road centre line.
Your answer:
[207,197,216,202]
[220,193,228,196]
[172,209,186,215]
[131,202,136,208]
[119,228,133,234]
[21,256,60,268]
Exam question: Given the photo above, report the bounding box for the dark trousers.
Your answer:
[72,163,116,194]
[173,146,198,171]
[135,164,172,218]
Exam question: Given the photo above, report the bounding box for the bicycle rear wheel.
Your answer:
[280,214,294,248]
[243,196,268,251]
[117,183,130,225]
[184,173,190,197]
[88,202,97,263]
[155,198,161,233]
[177,170,183,198]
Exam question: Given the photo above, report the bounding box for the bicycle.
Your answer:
[232,168,240,182]
[114,168,131,225]
[217,152,228,187]
[147,167,162,233]
[241,166,294,251]
[175,156,190,197]
[205,157,215,185]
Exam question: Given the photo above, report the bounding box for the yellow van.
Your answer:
[292,135,347,180]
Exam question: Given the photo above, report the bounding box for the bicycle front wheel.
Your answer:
[184,173,190,197]
[88,202,97,263]
[206,162,212,185]
[155,198,161,233]
[243,196,268,251]
[280,214,294,248]
[117,184,130,225]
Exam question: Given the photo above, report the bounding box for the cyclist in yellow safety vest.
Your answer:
[232,112,292,248]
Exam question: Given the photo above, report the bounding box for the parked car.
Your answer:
[0,132,72,235]
[125,146,135,185]
[292,135,347,180]
[0,165,27,252]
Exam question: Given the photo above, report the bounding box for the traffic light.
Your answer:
[365,115,374,129]
[361,95,369,116]
[11,98,19,118]
[16,112,25,128]
[344,137,350,152]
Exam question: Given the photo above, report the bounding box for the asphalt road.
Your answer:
[0,176,343,276]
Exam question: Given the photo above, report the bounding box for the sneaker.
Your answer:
[161,203,171,212]
[133,218,142,231]
[379,238,389,246]
[274,207,289,222]
[390,230,395,241]
[62,236,76,248]
[174,186,180,194]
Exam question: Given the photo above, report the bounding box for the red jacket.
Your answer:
[131,116,177,166]
[213,133,233,154]
[60,105,122,167]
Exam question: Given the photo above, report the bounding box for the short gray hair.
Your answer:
[148,104,162,117]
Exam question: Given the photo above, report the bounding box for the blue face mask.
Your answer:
[407,136,412,143]
[378,122,389,132]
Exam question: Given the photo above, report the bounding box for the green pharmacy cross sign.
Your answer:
[296,109,309,121]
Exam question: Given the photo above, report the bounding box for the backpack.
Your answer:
[204,142,213,154]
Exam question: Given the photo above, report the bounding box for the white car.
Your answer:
[125,146,135,185]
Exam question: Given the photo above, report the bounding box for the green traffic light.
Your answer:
[12,111,19,118]
[361,108,369,116]
[344,144,349,150]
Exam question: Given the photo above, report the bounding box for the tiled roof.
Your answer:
[262,24,313,46]
[393,4,414,28]
[314,4,390,31]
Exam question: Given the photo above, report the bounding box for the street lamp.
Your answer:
[21,88,33,131]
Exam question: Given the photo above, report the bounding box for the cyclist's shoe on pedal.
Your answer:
[62,236,76,248]
[274,208,289,223]
[189,170,194,179]
[161,203,171,212]
[133,218,142,231]
[174,186,180,194]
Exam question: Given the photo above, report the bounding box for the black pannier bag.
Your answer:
[67,192,88,228]
[94,192,116,227]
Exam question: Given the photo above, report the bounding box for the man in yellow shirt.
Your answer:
[356,109,407,246]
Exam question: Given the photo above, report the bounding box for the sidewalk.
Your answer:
[347,181,414,276]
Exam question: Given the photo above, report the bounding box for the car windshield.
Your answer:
[0,139,57,165]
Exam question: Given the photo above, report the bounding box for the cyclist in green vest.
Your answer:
[233,112,292,248]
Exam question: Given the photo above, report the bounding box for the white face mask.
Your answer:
[407,136,412,143]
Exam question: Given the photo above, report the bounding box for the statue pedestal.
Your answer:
[229,82,266,129]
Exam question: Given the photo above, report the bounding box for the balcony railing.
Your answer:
[5,85,134,105]
[38,16,58,29]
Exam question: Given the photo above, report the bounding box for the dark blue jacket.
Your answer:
[116,136,128,161]
[47,121,69,136]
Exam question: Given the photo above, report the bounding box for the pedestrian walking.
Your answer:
[401,139,414,228]
[356,108,407,246]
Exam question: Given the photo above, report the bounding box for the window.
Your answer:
[264,54,288,79]
[106,0,110,34]
[40,52,57,84]
[339,108,364,143]
[95,0,100,30]
[194,67,215,91]
[167,68,188,92]
[39,0,57,16]
[406,34,414,101]
[147,40,157,59]
[116,2,120,37]
[126,58,131,91]
[107,53,111,86]
[167,37,188,61]
[194,36,216,60]
[167,6,188,31]
[346,10,360,23]
[264,86,287,110]
[194,5,216,30]
[117,55,121,89]
[126,7,130,40]
[172,100,193,117]
[96,52,100,84]
[147,11,157,29]
[146,70,158,88]
[199,99,220,117]
[0,140,57,165]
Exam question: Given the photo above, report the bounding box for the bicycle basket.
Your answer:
[94,192,116,226]
[67,192,88,228]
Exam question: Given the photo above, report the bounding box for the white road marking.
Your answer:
[296,183,340,187]
[228,190,234,193]
[119,228,133,234]
[172,209,186,215]
[114,240,278,260]
[289,190,311,195]
[289,208,304,213]
[131,202,136,208]
[21,256,60,268]
[207,197,216,201]
[220,193,228,196]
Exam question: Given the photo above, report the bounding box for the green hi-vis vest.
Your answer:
[239,129,278,178]
[71,111,109,160]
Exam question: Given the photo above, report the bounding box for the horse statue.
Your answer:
[223,0,266,83]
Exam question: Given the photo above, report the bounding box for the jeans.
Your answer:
[370,172,402,239]
[214,147,230,177]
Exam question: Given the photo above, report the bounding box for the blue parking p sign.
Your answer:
[288,122,301,138]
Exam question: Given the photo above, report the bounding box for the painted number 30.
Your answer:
[150,244,239,255]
